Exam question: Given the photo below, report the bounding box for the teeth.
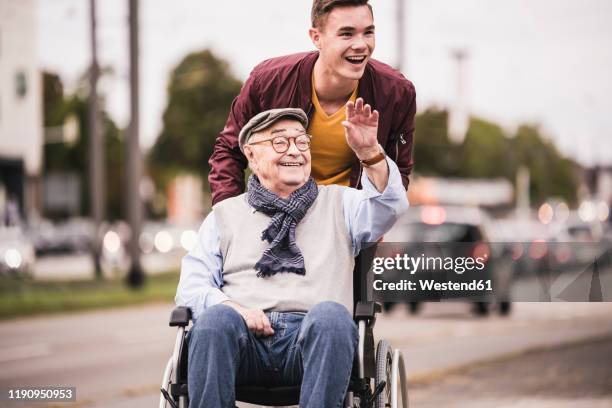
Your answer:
[281,163,301,166]
[346,56,365,62]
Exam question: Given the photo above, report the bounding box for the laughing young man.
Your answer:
[209,0,416,205]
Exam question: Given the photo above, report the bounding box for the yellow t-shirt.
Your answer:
[308,79,358,186]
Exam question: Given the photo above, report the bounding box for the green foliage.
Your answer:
[412,108,578,206]
[0,271,178,319]
[413,108,460,176]
[149,50,243,188]
[43,72,65,127]
[42,71,125,219]
[513,125,579,206]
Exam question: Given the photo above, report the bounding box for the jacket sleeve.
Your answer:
[388,81,416,190]
[208,71,262,205]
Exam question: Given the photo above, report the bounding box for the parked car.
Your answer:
[31,217,95,256]
[383,205,511,316]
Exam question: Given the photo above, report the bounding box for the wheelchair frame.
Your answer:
[161,248,408,407]
[160,301,408,408]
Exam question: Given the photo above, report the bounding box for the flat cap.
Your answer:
[239,108,309,153]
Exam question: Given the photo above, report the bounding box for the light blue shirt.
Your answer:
[176,157,408,320]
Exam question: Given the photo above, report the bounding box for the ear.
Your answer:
[309,27,322,49]
[244,146,258,170]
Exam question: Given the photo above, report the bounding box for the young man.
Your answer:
[177,102,408,407]
[208,0,416,205]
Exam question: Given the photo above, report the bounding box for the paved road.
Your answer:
[410,336,612,407]
[1,302,611,408]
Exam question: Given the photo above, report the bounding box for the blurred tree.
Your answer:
[513,125,578,206]
[459,117,516,180]
[42,71,125,220]
[148,49,243,190]
[412,108,578,206]
[413,107,462,176]
[43,72,65,127]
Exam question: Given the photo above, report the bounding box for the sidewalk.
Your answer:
[375,302,612,380]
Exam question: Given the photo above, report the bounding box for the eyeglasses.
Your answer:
[248,134,312,153]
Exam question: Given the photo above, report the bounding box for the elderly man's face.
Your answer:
[244,119,312,197]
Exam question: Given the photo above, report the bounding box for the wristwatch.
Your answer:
[359,144,386,167]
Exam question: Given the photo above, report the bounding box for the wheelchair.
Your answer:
[160,253,409,408]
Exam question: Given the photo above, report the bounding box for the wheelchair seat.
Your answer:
[236,385,300,406]
[161,247,408,408]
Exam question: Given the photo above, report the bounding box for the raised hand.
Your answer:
[341,97,380,160]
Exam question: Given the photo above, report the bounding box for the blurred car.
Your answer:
[31,217,95,256]
[548,214,609,268]
[384,205,511,316]
[490,217,554,277]
[0,225,35,278]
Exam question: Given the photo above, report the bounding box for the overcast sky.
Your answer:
[36,0,612,166]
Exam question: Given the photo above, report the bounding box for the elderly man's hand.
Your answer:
[223,300,274,337]
[342,97,380,160]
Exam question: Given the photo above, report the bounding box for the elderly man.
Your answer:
[176,99,408,408]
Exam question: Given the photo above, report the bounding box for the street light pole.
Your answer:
[88,0,104,279]
[396,0,405,72]
[448,49,469,144]
[126,0,144,288]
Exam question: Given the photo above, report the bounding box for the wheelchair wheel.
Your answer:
[374,339,393,408]
[375,340,408,408]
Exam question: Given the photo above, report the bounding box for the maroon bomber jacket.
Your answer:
[208,51,416,205]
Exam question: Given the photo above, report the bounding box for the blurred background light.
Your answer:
[511,243,524,261]
[578,201,597,222]
[421,206,446,225]
[538,203,553,224]
[597,201,609,222]
[529,239,548,260]
[180,230,197,252]
[154,230,173,253]
[103,230,121,253]
[4,249,23,269]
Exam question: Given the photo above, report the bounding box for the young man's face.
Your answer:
[310,5,375,81]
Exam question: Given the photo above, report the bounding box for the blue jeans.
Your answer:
[187,301,358,408]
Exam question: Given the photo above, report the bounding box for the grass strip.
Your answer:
[0,271,179,320]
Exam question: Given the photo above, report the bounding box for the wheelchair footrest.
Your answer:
[161,388,178,408]
[365,380,386,406]
[348,377,375,408]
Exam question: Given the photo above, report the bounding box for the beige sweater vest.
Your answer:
[214,185,354,313]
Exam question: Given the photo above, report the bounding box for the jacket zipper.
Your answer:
[395,133,406,162]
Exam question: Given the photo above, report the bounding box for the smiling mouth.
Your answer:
[345,56,367,65]
[280,163,303,167]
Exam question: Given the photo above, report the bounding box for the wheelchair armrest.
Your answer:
[169,306,192,327]
[354,301,381,327]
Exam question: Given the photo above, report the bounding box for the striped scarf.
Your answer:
[246,175,319,277]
